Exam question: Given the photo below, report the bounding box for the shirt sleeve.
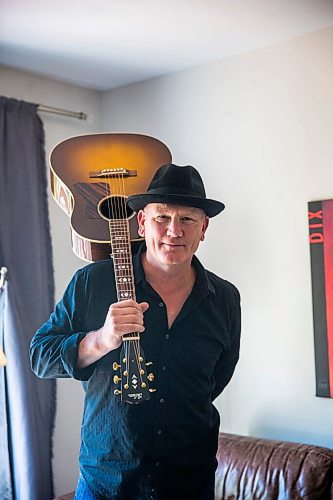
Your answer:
[211,285,241,401]
[29,269,96,381]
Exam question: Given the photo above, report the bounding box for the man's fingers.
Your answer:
[109,308,144,323]
[109,302,145,318]
[111,299,140,309]
[103,300,148,343]
[139,302,149,313]
[113,313,145,327]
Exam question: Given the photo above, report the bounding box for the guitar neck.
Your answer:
[109,219,136,302]
[109,217,153,403]
[109,219,153,404]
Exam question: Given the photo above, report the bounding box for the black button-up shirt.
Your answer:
[30,246,241,498]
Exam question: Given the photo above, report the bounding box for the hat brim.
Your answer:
[126,193,225,217]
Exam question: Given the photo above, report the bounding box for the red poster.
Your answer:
[308,199,333,398]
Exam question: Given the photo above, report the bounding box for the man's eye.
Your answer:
[155,215,169,222]
[181,217,195,224]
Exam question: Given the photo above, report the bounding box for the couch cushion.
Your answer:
[216,433,333,500]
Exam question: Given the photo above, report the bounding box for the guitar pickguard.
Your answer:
[74,182,110,218]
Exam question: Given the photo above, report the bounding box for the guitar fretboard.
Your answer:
[109,220,136,303]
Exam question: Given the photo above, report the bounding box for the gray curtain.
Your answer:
[0,96,55,500]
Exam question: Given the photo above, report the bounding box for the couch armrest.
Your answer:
[215,433,333,500]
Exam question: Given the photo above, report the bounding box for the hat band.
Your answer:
[147,186,206,198]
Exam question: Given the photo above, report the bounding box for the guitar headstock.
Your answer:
[113,337,155,404]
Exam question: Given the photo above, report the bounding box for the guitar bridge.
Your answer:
[89,168,137,179]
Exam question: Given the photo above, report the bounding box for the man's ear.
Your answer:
[201,216,209,241]
[137,210,146,237]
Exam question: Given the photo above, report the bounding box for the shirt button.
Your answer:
[155,462,160,467]
[165,334,170,339]
[157,429,162,435]
[159,398,165,404]
[162,366,167,371]
[159,302,164,307]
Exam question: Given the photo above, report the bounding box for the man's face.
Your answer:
[137,203,209,267]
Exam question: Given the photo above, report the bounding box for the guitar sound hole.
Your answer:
[98,195,134,221]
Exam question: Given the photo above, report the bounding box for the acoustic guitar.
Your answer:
[50,133,172,404]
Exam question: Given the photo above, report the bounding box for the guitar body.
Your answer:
[50,133,172,262]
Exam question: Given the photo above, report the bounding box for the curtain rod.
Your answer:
[37,104,87,121]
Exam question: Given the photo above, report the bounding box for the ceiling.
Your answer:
[1,0,333,91]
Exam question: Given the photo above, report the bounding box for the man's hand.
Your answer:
[99,299,150,351]
[77,300,149,369]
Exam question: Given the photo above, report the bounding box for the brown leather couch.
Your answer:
[55,432,333,499]
[216,433,333,499]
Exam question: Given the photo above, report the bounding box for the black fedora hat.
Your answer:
[127,164,225,218]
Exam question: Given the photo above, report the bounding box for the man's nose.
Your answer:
[166,218,183,237]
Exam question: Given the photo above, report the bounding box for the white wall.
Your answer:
[101,26,333,449]
[2,23,333,497]
[0,67,102,496]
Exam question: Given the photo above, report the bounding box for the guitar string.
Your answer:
[117,175,133,387]
[118,172,144,389]
[113,172,143,391]
[110,173,130,389]
[117,177,131,387]
[115,172,129,388]
[103,168,146,394]
[119,172,145,388]
[104,171,127,385]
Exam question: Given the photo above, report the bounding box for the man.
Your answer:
[30,164,241,500]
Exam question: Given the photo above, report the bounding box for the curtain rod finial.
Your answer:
[0,266,8,289]
[0,348,7,367]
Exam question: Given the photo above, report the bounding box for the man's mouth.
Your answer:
[161,242,185,249]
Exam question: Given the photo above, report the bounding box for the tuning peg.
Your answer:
[147,373,154,382]
[113,375,121,384]
[149,388,157,393]
[146,362,153,366]
[113,362,121,370]
[114,389,122,395]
